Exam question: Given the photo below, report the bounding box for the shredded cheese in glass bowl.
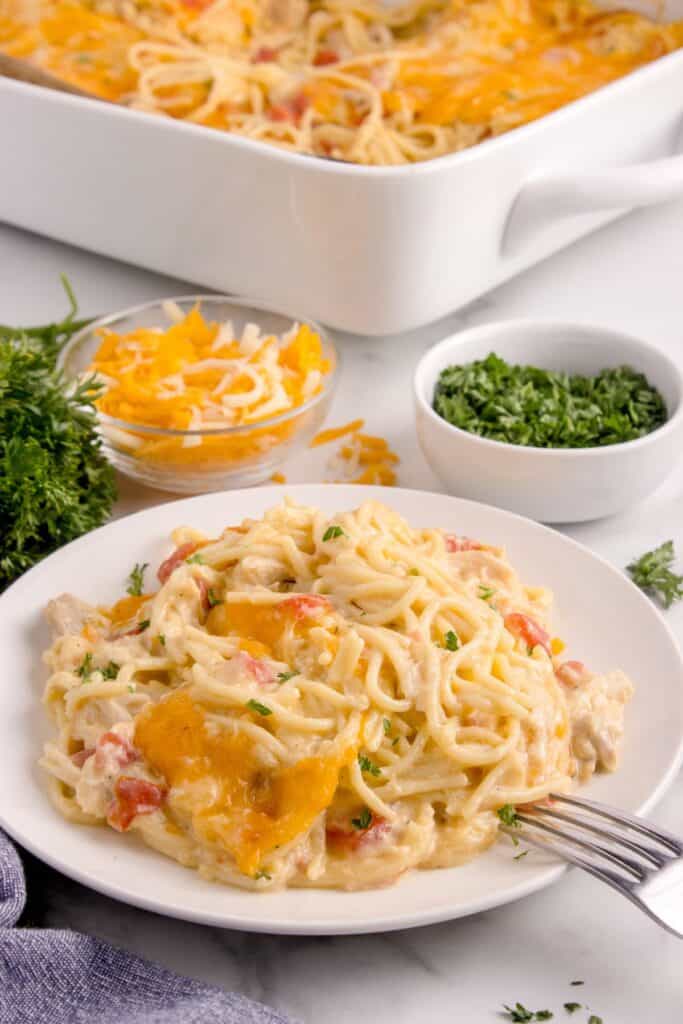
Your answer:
[59,296,338,493]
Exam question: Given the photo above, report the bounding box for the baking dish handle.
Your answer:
[503,152,683,256]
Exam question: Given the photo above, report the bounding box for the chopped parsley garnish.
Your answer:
[358,754,381,777]
[138,619,150,632]
[126,562,148,596]
[588,1017,602,1024]
[186,552,205,564]
[101,661,120,680]
[497,804,521,827]
[246,699,272,717]
[157,634,166,646]
[127,684,136,694]
[626,540,683,608]
[563,1004,581,1014]
[277,670,297,683]
[479,585,496,601]
[433,354,667,449]
[76,652,93,679]
[322,525,345,542]
[254,870,271,880]
[442,629,460,651]
[0,277,115,592]
[206,588,222,608]
[383,717,392,735]
[351,808,372,830]
[503,1004,553,1022]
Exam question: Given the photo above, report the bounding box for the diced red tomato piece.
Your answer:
[269,92,309,125]
[108,777,166,832]
[94,731,138,772]
[445,535,482,553]
[253,45,278,62]
[326,815,390,852]
[313,49,339,66]
[158,542,201,584]
[196,578,210,615]
[71,747,94,768]
[282,594,331,620]
[240,652,274,685]
[504,612,551,655]
[556,660,590,688]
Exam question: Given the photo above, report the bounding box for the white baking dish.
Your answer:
[2,24,683,335]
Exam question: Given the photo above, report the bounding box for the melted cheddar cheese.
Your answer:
[135,691,346,875]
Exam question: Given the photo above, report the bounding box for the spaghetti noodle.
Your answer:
[40,499,632,890]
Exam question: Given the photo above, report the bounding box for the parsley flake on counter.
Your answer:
[563,1004,581,1014]
[433,354,667,449]
[503,1003,553,1022]
[442,629,460,651]
[497,804,521,827]
[626,540,683,609]
[351,808,372,830]
[588,1017,602,1024]
[126,562,148,596]
[358,754,381,777]
[246,699,272,717]
[0,278,115,592]
[322,525,345,542]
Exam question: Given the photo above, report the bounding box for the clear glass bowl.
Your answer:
[60,295,339,494]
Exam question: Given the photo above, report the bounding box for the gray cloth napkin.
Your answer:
[0,830,294,1024]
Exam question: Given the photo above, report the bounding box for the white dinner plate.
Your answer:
[0,484,681,935]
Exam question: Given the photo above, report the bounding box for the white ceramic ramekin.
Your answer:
[414,320,683,523]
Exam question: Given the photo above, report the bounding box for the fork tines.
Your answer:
[502,792,682,891]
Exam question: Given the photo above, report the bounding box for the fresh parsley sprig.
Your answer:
[0,279,115,591]
[626,541,683,609]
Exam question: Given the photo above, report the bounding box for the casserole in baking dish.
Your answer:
[2,0,683,332]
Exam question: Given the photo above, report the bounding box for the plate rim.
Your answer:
[1,483,682,935]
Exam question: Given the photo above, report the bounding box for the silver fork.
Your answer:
[501,792,683,937]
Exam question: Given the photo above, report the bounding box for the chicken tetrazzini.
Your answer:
[40,500,632,890]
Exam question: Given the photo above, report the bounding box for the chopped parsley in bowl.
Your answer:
[433,354,667,449]
[413,320,683,522]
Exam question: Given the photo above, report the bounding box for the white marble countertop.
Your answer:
[2,204,683,1023]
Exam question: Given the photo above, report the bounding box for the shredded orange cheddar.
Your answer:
[310,419,365,447]
[320,423,399,487]
[88,306,331,471]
